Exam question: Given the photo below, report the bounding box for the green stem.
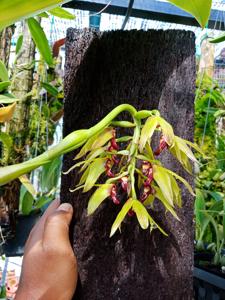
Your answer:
[0,104,137,186]
[128,116,141,199]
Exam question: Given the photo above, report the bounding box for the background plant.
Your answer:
[195,73,225,266]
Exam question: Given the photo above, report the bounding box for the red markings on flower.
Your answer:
[112,155,120,165]
[142,161,153,184]
[105,158,115,178]
[108,129,119,151]
[140,186,155,203]
[119,176,128,192]
[128,209,135,217]
[110,185,120,205]
[154,135,168,156]
[140,161,155,202]
[105,129,120,178]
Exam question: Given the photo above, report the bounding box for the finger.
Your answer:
[42,203,73,251]
[25,199,61,248]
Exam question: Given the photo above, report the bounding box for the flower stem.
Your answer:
[0,104,138,186]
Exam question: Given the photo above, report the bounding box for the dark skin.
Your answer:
[15,199,78,300]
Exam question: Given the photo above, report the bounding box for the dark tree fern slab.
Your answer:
[61,28,195,300]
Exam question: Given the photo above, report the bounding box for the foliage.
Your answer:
[195,74,225,266]
[19,157,62,215]
[0,0,71,30]
[0,0,212,31]
[0,104,200,235]
[168,0,212,28]
[27,18,54,67]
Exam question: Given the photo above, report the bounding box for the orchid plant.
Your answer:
[0,104,203,236]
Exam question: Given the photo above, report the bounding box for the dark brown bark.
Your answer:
[0,26,15,68]
[61,29,196,300]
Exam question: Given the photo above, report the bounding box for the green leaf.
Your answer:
[207,191,224,202]
[75,127,113,159]
[0,60,9,81]
[35,195,53,209]
[169,174,182,207]
[132,200,149,229]
[139,116,158,152]
[166,168,195,196]
[40,157,61,192]
[172,136,197,163]
[144,143,155,160]
[0,81,10,92]
[168,0,212,28]
[41,81,58,97]
[16,34,23,54]
[110,199,134,237]
[0,0,71,30]
[154,186,180,220]
[0,94,20,104]
[157,116,175,147]
[170,144,192,174]
[48,7,75,19]
[143,194,154,207]
[153,165,174,206]
[195,189,206,227]
[91,128,114,149]
[38,12,49,18]
[78,166,90,186]
[139,115,175,151]
[81,148,105,172]
[87,184,113,215]
[27,17,54,67]
[0,132,12,163]
[210,34,225,44]
[21,191,34,215]
[83,158,106,192]
[148,214,168,236]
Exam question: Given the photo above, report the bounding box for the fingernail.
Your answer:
[57,203,73,213]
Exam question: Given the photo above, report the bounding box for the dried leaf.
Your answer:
[19,174,37,197]
[0,102,16,122]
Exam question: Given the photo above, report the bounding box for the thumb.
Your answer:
[42,203,73,250]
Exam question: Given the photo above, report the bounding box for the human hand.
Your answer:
[15,199,77,300]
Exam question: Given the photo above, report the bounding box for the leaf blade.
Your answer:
[27,17,54,67]
[87,184,113,215]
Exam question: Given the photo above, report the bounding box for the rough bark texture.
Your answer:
[0,26,15,68]
[1,22,35,226]
[10,21,35,146]
[61,29,196,300]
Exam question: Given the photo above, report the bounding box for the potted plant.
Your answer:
[2,156,61,257]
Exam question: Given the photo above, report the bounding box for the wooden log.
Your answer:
[61,28,195,300]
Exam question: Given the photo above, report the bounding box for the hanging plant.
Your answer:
[0,104,204,235]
